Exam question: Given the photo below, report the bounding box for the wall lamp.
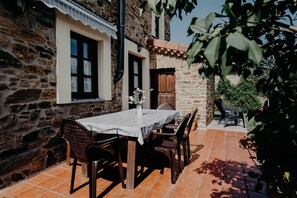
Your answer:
[137,43,143,52]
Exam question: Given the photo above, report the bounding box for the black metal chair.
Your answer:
[60,119,125,198]
[214,99,245,127]
[150,113,190,184]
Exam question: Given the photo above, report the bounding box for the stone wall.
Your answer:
[0,0,161,188]
[154,54,215,128]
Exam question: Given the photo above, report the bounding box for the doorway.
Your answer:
[150,68,175,109]
[128,54,142,109]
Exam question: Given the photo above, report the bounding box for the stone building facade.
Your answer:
[0,0,170,188]
[148,38,215,128]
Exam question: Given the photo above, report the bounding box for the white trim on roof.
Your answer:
[40,0,117,39]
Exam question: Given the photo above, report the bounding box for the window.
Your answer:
[151,12,164,40]
[56,11,112,104]
[70,32,98,100]
[154,16,159,39]
[129,54,142,109]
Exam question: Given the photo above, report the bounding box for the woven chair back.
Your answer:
[61,119,96,162]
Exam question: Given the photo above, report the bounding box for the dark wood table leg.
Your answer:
[126,139,137,189]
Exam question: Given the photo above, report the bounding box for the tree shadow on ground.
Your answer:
[194,158,264,197]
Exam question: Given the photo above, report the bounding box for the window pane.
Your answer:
[71,76,77,92]
[71,58,77,74]
[71,39,77,56]
[83,42,88,58]
[134,76,138,88]
[84,78,92,93]
[133,61,138,74]
[84,60,92,76]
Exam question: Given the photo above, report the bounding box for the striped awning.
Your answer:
[40,0,117,39]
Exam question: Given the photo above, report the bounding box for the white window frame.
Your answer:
[151,12,165,40]
[56,11,112,104]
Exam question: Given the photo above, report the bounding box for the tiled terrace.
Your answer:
[0,128,270,198]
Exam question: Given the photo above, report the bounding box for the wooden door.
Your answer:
[150,68,175,109]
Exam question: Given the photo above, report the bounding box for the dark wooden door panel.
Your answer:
[150,69,175,109]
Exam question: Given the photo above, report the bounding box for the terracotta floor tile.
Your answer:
[144,190,170,198]
[228,178,246,189]
[26,173,52,185]
[55,169,72,179]
[1,129,262,198]
[119,187,148,197]
[68,185,89,198]
[150,179,174,194]
[171,183,198,198]
[37,191,66,198]
[14,186,47,198]
[45,165,67,176]
[0,182,33,196]
[223,185,248,198]
[52,181,71,196]
[224,168,244,179]
[38,176,67,190]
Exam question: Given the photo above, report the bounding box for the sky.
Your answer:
[170,0,224,45]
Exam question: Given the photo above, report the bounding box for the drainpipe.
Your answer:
[114,0,125,84]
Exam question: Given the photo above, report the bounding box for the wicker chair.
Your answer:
[60,119,125,198]
[151,113,190,184]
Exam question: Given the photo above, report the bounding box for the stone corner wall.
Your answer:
[0,1,122,189]
[154,55,215,128]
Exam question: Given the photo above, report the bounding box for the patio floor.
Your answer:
[0,127,270,198]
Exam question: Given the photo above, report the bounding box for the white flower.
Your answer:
[127,88,153,107]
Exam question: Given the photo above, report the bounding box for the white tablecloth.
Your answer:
[76,109,180,145]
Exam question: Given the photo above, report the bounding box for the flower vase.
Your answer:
[137,105,143,116]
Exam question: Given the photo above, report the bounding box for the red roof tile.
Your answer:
[146,36,188,59]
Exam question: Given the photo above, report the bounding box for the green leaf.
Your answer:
[220,51,233,77]
[222,4,237,26]
[247,10,261,27]
[204,36,221,68]
[226,32,249,51]
[205,12,216,31]
[248,40,263,64]
[188,18,207,35]
[187,41,203,66]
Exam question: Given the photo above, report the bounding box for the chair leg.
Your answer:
[170,149,178,184]
[70,157,77,194]
[66,143,71,165]
[177,145,182,172]
[183,140,188,166]
[187,137,190,162]
[117,149,125,188]
[89,161,98,198]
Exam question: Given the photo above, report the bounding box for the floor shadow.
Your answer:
[96,165,126,198]
[194,158,265,197]
[187,144,204,165]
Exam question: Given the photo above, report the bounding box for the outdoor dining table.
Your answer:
[76,108,180,189]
